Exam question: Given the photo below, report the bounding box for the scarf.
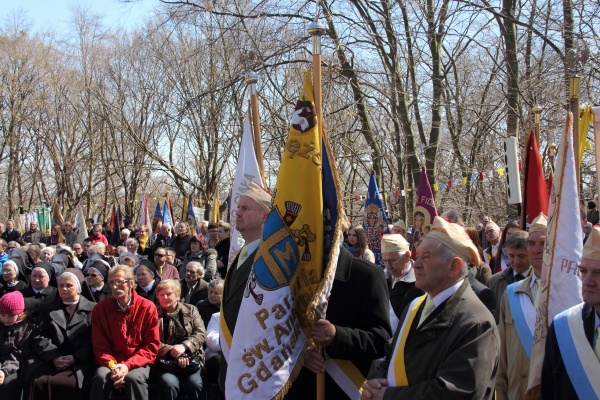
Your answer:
[163,302,186,345]
[139,236,149,251]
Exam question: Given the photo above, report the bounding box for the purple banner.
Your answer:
[409,166,438,251]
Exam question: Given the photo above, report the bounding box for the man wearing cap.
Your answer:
[381,234,423,331]
[489,231,530,324]
[361,216,499,400]
[496,214,546,400]
[220,181,271,389]
[391,220,407,237]
[541,225,600,399]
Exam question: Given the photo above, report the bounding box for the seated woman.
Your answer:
[21,265,58,321]
[0,291,33,398]
[135,261,160,304]
[0,260,27,297]
[180,235,217,281]
[154,279,205,400]
[82,259,110,303]
[23,272,96,400]
[195,278,223,329]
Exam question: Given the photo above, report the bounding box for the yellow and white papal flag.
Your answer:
[224,71,342,399]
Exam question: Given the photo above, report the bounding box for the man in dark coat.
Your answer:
[22,221,45,244]
[180,261,208,305]
[284,245,392,399]
[362,216,499,400]
[380,234,423,329]
[488,231,530,323]
[1,219,22,245]
[541,226,600,400]
[219,181,271,390]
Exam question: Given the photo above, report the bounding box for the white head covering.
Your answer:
[427,216,481,265]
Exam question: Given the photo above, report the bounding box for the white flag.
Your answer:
[526,112,583,398]
[227,115,263,268]
[74,207,89,244]
[139,195,150,226]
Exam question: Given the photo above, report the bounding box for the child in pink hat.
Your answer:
[0,291,33,397]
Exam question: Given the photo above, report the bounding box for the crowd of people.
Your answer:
[0,191,598,400]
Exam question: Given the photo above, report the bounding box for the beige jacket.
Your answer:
[496,275,534,400]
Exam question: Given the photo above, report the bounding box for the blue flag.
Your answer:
[163,200,173,227]
[363,171,389,266]
[322,137,339,259]
[186,195,198,233]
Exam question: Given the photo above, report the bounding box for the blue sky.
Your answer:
[1,0,157,32]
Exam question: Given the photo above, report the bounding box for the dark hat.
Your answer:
[87,259,110,281]
[137,259,157,277]
[33,262,57,287]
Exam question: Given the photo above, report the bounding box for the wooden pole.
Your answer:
[570,76,581,195]
[532,104,542,145]
[308,15,327,400]
[245,71,266,186]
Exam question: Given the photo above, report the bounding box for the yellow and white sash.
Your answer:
[219,303,232,361]
[387,295,427,386]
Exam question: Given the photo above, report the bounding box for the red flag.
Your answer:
[521,130,549,228]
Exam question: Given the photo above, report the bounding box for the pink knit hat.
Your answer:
[0,291,25,315]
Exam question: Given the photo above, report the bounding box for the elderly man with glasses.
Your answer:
[90,265,159,400]
[381,234,424,332]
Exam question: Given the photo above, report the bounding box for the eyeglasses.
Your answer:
[86,273,100,278]
[186,270,198,274]
[108,279,129,287]
[155,253,166,257]
[382,259,402,266]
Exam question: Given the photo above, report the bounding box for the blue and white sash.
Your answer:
[554,303,600,399]
[506,282,535,359]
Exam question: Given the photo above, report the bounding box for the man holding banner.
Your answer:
[284,233,391,399]
[218,181,271,390]
[541,226,600,399]
[362,217,499,400]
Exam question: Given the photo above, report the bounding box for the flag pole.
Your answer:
[245,70,266,186]
[308,17,326,144]
[308,7,327,400]
[532,104,542,145]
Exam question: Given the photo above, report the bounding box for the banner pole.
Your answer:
[308,9,327,400]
